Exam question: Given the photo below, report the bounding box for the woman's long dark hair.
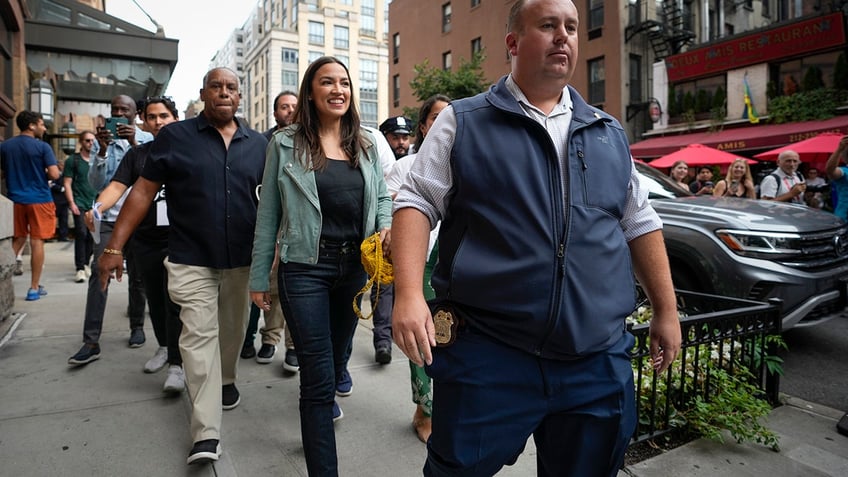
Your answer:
[414,94,451,153]
[291,56,366,170]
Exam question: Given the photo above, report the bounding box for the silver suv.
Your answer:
[636,162,848,329]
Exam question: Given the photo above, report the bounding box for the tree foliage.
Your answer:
[404,50,491,123]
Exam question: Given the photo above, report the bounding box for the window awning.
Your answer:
[630,115,848,159]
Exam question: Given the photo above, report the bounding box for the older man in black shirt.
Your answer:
[98,67,267,465]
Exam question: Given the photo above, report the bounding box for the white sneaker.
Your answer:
[84,265,91,278]
[163,365,186,393]
[75,269,86,283]
[143,346,168,373]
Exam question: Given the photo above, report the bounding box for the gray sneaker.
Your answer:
[144,346,168,373]
[13,259,22,276]
[163,365,186,393]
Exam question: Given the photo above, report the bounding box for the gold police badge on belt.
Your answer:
[433,309,455,346]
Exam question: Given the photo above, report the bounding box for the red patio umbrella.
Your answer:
[647,143,755,169]
[753,132,845,163]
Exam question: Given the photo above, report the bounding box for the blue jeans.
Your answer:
[277,239,366,477]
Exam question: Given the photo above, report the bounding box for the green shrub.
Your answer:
[628,307,783,450]
[768,88,847,123]
[682,91,695,113]
[695,89,711,113]
[766,81,779,100]
[834,53,848,91]
[668,87,679,117]
[684,366,780,450]
[802,66,825,91]
[712,86,726,109]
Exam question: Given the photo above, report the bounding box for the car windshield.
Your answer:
[635,162,693,199]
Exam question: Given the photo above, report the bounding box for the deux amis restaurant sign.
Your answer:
[666,12,846,82]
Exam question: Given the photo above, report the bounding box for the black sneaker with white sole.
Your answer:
[68,344,101,366]
[283,348,300,373]
[256,343,276,364]
[186,439,221,465]
[222,383,240,410]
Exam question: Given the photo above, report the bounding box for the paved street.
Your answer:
[782,314,848,412]
[0,241,538,476]
[1,241,847,476]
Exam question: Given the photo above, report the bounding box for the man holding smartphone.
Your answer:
[68,95,153,365]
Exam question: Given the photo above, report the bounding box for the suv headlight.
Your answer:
[715,229,803,258]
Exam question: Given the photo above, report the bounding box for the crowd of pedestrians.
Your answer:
[667,150,847,211]
[4,0,847,475]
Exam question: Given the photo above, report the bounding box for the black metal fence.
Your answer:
[628,289,783,443]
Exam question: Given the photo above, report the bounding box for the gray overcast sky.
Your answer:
[106,0,256,111]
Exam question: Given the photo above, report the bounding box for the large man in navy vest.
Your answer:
[390,1,682,476]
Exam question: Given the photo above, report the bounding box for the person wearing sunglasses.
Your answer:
[63,130,98,283]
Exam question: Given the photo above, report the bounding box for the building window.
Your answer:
[393,33,400,64]
[334,25,349,49]
[442,3,452,33]
[282,48,298,64]
[629,54,642,104]
[627,0,640,25]
[360,58,379,126]
[443,51,452,71]
[471,37,482,56]
[361,0,376,36]
[471,0,481,7]
[763,0,770,17]
[589,0,603,30]
[588,57,605,104]
[393,74,401,107]
[336,55,349,67]
[282,70,299,90]
[308,51,323,63]
[308,21,324,45]
[236,48,243,57]
[360,59,378,91]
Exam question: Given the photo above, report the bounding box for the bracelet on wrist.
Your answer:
[102,248,123,256]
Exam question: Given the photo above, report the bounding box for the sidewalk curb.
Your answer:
[0,312,26,348]
[781,394,846,421]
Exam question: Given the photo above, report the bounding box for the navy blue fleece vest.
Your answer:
[433,78,637,359]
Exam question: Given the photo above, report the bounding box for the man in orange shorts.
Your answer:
[0,110,60,301]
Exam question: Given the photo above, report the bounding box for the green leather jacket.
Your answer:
[249,126,392,292]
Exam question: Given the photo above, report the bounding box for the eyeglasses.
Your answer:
[82,138,95,143]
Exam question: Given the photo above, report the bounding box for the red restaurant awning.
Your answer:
[630,115,848,159]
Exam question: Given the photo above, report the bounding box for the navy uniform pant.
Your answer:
[424,325,636,477]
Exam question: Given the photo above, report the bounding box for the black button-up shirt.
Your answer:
[142,113,268,269]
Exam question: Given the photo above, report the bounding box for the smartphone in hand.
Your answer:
[104,117,129,137]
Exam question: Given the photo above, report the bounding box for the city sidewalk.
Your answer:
[0,241,846,476]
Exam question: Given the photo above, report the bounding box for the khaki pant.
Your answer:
[164,259,250,442]
[258,269,294,348]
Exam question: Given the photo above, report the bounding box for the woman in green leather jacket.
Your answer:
[249,56,392,476]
